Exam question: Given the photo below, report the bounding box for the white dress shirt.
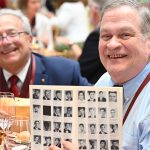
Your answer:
[3,58,31,92]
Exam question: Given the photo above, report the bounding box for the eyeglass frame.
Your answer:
[0,31,29,44]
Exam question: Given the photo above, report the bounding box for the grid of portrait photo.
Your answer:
[30,85,123,150]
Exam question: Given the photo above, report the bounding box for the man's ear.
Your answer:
[145,36,150,60]
[28,35,33,48]
[28,35,32,43]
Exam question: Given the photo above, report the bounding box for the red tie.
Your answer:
[9,75,19,97]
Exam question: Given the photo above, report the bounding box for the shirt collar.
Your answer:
[123,62,150,102]
[3,57,31,83]
[95,62,150,103]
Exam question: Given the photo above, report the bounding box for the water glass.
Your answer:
[5,116,30,150]
[0,92,15,149]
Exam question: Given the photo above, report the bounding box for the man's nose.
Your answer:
[107,36,121,50]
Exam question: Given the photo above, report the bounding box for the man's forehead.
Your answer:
[100,5,140,29]
[0,14,22,22]
[0,15,23,30]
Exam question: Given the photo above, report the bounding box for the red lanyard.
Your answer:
[123,72,150,124]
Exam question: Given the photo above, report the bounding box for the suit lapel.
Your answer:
[33,54,49,85]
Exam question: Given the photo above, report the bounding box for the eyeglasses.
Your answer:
[0,32,28,44]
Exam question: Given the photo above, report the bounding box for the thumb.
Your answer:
[62,141,78,150]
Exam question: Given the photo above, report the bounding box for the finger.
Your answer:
[62,141,78,150]
[49,145,62,150]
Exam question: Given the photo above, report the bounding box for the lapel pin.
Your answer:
[41,78,45,83]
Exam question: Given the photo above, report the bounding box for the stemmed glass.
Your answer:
[5,116,31,150]
[0,92,15,149]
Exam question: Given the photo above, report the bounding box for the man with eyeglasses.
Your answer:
[0,9,89,98]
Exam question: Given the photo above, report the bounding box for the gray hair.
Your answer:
[0,8,32,35]
[100,0,150,36]
[91,0,106,11]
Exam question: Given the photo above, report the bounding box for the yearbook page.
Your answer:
[30,85,123,150]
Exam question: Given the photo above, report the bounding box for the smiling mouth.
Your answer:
[1,48,17,55]
[108,54,127,59]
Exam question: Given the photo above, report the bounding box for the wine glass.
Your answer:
[0,92,15,149]
[5,116,31,150]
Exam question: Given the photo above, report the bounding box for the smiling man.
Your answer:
[0,9,89,98]
[96,0,150,149]
[49,0,150,150]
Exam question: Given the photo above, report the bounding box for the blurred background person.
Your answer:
[0,0,7,8]
[49,0,89,45]
[41,0,55,18]
[17,0,54,50]
[0,0,17,9]
[78,0,106,84]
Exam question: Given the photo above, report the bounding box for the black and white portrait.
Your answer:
[43,90,51,100]
[65,90,73,101]
[53,90,62,101]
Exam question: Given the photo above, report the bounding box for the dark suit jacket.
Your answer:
[78,28,106,84]
[0,53,90,98]
[34,53,89,86]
